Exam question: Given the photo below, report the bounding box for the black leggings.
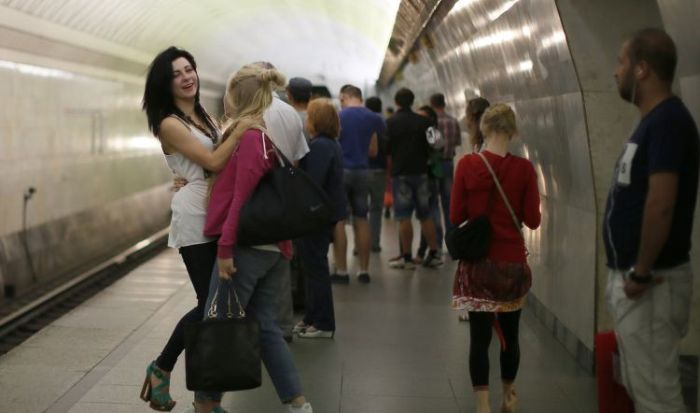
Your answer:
[156,241,217,372]
[469,310,521,387]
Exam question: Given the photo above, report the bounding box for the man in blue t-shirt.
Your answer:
[604,28,698,413]
[331,84,381,284]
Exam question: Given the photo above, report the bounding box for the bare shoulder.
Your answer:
[159,116,190,138]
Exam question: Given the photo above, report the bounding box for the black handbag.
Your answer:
[238,133,335,246]
[446,152,524,261]
[445,214,492,261]
[184,281,261,392]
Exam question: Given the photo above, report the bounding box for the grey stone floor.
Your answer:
[0,220,597,413]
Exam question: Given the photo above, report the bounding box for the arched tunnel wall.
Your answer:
[380,0,699,366]
[0,29,223,298]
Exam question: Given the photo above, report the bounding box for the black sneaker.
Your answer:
[357,272,371,283]
[423,251,444,268]
[330,273,350,284]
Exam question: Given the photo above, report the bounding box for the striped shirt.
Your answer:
[437,112,462,159]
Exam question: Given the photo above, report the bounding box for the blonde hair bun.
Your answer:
[258,68,286,89]
[480,103,517,137]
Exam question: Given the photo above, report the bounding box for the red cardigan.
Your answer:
[204,129,293,260]
[450,151,541,263]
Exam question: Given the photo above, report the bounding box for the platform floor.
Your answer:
[0,220,597,413]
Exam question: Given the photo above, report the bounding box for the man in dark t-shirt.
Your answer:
[386,88,442,269]
[604,28,698,413]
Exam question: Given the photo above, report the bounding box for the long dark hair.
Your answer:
[466,97,490,149]
[142,46,216,138]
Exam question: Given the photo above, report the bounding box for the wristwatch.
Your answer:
[627,268,653,284]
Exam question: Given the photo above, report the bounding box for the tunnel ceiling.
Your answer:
[0,0,401,92]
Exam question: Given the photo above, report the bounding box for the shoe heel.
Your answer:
[140,375,151,402]
[141,361,176,411]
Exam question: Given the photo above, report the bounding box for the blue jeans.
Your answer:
[439,159,454,234]
[367,169,386,250]
[196,247,303,403]
[418,177,444,255]
[299,228,336,331]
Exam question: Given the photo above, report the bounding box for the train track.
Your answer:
[0,228,169,355]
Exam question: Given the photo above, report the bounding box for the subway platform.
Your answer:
[0,221,597,413]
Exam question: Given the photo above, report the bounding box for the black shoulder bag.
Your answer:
[238,133,335,245]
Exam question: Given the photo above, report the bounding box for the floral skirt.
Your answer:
[452,259,532,313]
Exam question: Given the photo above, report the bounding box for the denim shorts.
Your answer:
[344,169,370,218]
[392,174,431,220]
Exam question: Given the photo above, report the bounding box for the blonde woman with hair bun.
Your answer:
[450,103,541,413]
[189,63,314,413]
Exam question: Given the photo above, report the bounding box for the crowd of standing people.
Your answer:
[137,25,697,413]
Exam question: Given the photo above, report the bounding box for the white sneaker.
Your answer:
[297,326,334,339]
[292,321,309,334]
[284,402,313,413]
[389,258,416,270]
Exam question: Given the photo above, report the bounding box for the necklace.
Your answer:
[183,114,217,145]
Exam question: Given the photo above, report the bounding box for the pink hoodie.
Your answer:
[204,129,293,259]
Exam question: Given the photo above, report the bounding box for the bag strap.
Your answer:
[206,280,246,319]
[260,131,291,167]
[477,152,523,240]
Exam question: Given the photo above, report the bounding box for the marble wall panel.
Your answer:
[380,0,597,350]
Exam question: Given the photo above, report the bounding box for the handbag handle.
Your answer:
[477,152,529,255]
[206,280,246,319]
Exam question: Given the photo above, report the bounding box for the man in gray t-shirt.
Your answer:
[286,77,312,140]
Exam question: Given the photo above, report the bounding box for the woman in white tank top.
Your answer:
[140,46,239,413]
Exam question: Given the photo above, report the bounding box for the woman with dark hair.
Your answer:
[451,104,540,413]
[455,97,492,323]
[293,98,346,339]
[465,97,491,152]
[139,46,238,412]
[415,105,444,267]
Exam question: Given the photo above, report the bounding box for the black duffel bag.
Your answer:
[238,133,335,246]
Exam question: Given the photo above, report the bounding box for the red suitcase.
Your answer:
[595,331,635,413]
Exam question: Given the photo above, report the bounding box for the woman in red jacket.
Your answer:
[450,103,541,413]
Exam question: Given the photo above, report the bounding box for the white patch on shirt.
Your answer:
[616,143,638,186]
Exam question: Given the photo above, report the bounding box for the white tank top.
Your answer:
[164,118,218,248]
